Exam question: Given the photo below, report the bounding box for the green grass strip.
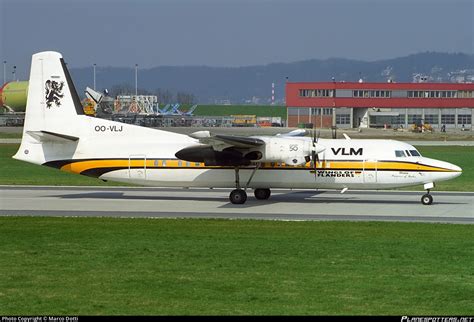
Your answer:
[0,217,472,315]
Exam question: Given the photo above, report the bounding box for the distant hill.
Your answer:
[69,52,474,104]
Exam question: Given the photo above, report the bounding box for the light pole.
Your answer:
[3,61,6,85]
[12,65,16,81]
[93,64,96,90]
[135,64,138,96]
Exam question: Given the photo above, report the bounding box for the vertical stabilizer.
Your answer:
[22,51,84,135]
[14,51,84,164]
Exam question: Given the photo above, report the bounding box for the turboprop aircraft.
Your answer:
[13,52,462,205]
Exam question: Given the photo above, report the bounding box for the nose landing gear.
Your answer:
[421,182,435,205]
[421,193,433,205]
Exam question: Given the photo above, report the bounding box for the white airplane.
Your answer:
[14,52,462,205]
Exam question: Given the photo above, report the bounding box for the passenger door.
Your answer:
[363,159,377,183]
[129,154,147,180]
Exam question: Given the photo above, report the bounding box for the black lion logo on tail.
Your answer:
[45,80,64,108]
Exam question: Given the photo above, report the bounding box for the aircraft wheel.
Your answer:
[230,189,247,204]
[254,188,271,200]
[421,194,433,205]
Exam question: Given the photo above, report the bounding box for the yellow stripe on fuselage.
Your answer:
[59,159,457,175]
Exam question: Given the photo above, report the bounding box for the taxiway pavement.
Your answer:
[1,186,473,224]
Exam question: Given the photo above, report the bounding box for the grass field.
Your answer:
[0,217,472,315]
[0,144,120,186]
[0,131,22,139]
[193,105,287,119]
[409,146,474,191]
[1,144,472,190]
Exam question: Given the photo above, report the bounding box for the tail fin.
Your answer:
[14,51,84,164]
[22,51,84,135]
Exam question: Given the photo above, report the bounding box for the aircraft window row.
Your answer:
[395,150,421,157]
[152,160,198,167]
[299,89,334,98]
[353,90,391,98]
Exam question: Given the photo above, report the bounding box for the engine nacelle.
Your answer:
[175,146,251,166]
[252,137,313,166]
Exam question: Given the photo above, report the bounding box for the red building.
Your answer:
[285,81,474,129]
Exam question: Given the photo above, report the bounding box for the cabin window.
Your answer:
[395,150,406,157]
[410,150,421,157]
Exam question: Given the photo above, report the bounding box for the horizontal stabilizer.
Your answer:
[26,130,79,143]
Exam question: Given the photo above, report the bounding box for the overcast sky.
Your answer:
[1,0,473,79]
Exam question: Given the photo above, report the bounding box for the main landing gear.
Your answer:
[229,165,270,204]
[421,182,435,205]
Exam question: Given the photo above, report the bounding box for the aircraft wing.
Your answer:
[276,129,307,137]
[189,131,264,151]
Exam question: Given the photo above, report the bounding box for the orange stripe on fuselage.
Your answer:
[59,159,457,175]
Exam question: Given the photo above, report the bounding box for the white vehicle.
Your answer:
[14,52,462,205]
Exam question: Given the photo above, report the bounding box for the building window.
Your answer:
[458,115,472,125]
[323,108,332,115]
[408,114,422,125]
[299,89,333,97]
[408,90,460,98]
[336,114,351,124]
[441,114,455,125]
[458,91,473,98]
[424,114,438,125]
[392,115,405,125]
[353,90,391,98]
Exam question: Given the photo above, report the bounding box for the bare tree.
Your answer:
[154,88,174,104]
[176,91,196,105]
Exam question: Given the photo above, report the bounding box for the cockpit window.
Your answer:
[395,150,406,157]
[405,150,411,156]
[410,150,421,157]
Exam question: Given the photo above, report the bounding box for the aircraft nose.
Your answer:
[446,162,462,179]
[451,164,462,172]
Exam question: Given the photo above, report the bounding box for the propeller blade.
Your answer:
[311,150,317,178]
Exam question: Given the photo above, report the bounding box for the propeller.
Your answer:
[310,127,320,178]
